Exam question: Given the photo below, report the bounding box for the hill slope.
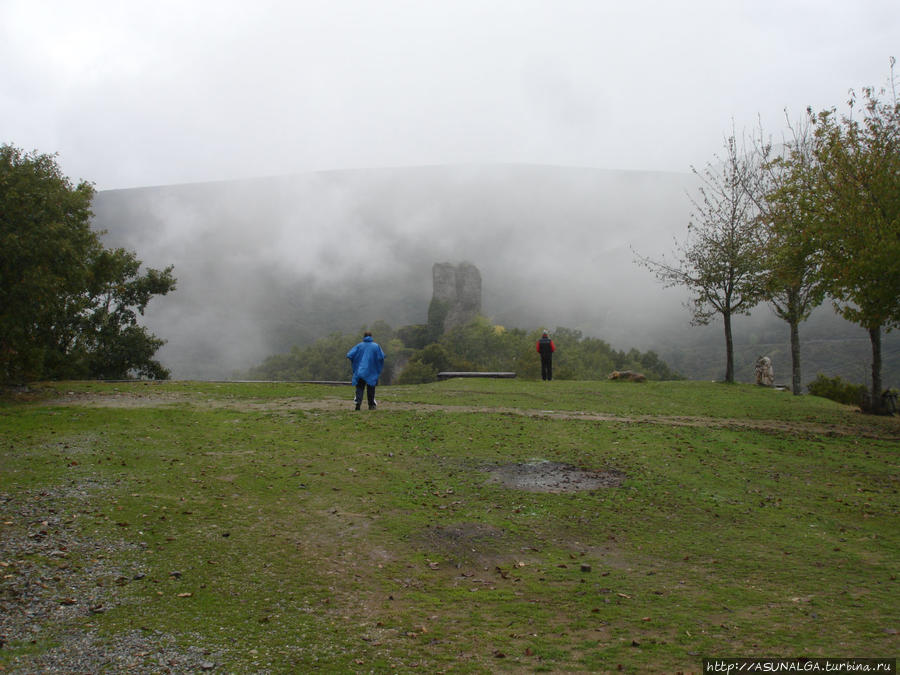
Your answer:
[91,164,898,386]
[2,379,898,672]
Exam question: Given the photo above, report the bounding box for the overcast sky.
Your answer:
[2,0,897,191]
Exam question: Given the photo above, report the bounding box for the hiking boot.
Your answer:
[368,403,377,410]
[354,401,361,411]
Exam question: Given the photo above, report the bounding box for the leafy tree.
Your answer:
[395,360,438,384]
[395,343,462,384]
[418,343,455,373]
[439,316,522,372]
[807,73,900,413]
[244,326,403,383]
[245,319,681,384]
[368,320,395,342]
[426,298,450,343]
[80,248,176,379]
[636,133,769,383]
[397,324,429,350]
[747,117,828,395]
[0,144,175,383]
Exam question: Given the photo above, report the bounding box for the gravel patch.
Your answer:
[0,482,225,673]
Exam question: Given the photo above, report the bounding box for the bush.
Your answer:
[396,361,438,384]
[807,374,868,406]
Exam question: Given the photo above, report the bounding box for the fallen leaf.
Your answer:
[176,592,193,598]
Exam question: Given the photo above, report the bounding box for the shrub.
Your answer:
[807,374,868,406]
[396,361,438,384]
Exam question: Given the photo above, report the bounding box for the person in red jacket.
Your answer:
[536,331,556,381]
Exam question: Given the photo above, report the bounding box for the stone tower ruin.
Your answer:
[430,262,482,333]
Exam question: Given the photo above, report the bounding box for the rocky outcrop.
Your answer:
[431,262,482,333]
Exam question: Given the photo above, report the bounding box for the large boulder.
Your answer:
[609,370,646,382]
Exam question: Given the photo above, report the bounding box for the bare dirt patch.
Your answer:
[418,522,509,567]
[39,390,900,440]
[486,461,626,493]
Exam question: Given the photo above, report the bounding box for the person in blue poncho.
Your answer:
[346,331,386,410]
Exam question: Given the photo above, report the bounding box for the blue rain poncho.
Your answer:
[346,336,385,386]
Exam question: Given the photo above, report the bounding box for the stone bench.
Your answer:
[437,372,517,380]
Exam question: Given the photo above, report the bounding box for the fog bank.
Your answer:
[92,163,896,386]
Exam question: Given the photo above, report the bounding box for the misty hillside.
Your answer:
[91,164,898,388]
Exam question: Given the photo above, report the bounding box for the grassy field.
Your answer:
[1,379,898,673]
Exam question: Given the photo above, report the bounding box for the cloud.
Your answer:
[2,0,898,190]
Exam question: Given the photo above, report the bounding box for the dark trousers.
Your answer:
[541,357,552,381]
[355,378,376,407]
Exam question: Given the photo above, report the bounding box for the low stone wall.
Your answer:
[437,372,516,380]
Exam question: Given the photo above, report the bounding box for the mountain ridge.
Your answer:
[90,163,898,387]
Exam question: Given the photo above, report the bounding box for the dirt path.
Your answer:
[42,391,900,440]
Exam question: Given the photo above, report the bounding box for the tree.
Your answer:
[747,117,828,395]
[807,70,900,412]
[0,144,175,383]
[636,133,769,383]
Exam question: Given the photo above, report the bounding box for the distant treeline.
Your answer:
[241,316,681,383]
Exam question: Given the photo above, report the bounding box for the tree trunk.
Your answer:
[790,319,802,395]
[724,312,734,383]
[869,326,883,414]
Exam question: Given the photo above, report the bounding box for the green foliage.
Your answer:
[807,373,868,407]
[244,331,360,381]
[439,316,523,372]
[246,318,682,384]
[398,319,682,383]
[637,133,769,383]
[805,73,900,411]
[808,85,900,333]
[0,144,175,383]
[417,343,454,373]
[397,324,429,349]
[749,118,828,395]
[395,360,437,384]
[426,298,450,343]
[243,327,404,383]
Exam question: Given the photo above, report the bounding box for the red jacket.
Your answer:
[536,337,555,356]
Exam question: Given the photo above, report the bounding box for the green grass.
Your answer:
[1,379,898,673]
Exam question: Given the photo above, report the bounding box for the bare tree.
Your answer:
[636,133,768,383]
